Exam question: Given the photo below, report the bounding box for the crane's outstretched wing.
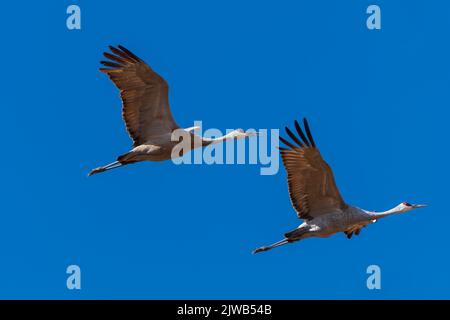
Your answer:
[279,118,347,220]
[100,45,179,147]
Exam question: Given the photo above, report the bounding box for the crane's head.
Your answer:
[398,202,427,212]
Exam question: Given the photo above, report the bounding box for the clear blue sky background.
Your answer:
[1,1,449,299]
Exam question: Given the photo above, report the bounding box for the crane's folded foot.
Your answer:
[252,238,290,254]
[252,246,268,254]
[88,161,123,176]
[88,167,106,176]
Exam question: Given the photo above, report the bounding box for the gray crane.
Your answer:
[89,45,256,176]
[253,118,426,253]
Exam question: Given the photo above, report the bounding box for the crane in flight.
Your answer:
[253,118,426,254]
[88,45,256,176]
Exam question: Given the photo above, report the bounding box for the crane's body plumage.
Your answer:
[288,207,373,239]
[88,45,254,176]
[253,118,426,254]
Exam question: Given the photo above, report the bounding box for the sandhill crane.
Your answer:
[88,45,256,176]
[253,118,426,254]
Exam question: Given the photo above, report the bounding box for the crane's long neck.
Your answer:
[368,206,403,220]
[201,131,239,146]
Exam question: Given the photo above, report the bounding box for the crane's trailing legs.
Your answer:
[253,226,311,254]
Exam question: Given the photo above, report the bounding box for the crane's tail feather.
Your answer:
[88,161,122,176]
[252,239,289,254]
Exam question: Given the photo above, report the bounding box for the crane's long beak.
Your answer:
[412,204,427,209]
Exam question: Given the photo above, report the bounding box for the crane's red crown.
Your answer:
[402,202,412,207]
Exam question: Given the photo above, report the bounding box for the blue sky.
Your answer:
[1,0,449,299]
